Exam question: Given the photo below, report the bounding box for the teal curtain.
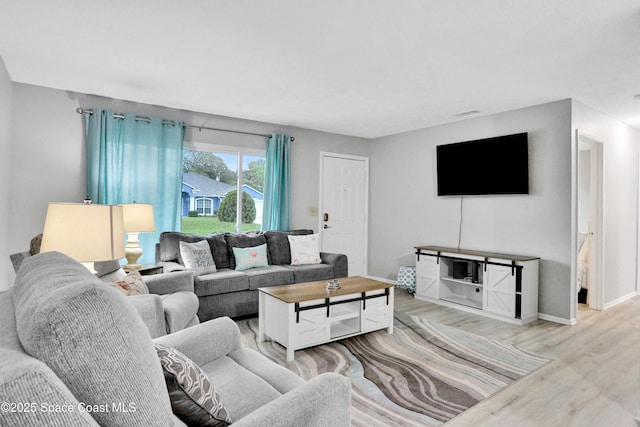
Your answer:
[262,133,291,231]
[85,110,184,264]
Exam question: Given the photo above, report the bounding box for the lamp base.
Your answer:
[124,232,143,270]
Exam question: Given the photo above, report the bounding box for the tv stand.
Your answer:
[414,246,539,325]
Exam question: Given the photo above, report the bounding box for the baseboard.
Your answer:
[537,312,575,325]
[603,291,638,310]
[377,272,577,326]
[363,275,396,285]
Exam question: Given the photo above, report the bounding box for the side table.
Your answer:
[123,264,164,276]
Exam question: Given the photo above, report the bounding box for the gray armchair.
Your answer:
[10,252,199,338]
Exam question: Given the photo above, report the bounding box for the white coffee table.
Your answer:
[258,276,394,361]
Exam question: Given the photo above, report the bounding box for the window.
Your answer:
[181,143,265,235]
[195,198,213,216]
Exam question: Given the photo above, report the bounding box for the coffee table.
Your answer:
[258,276,394,361]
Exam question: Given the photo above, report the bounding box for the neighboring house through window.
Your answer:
[182,142,266,234]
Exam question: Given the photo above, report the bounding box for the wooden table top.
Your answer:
[415,245,539,262]
[258,276,393,304]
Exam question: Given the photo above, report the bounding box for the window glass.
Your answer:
[181,147,264,234]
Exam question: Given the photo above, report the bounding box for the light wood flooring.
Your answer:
[393,290,640,427]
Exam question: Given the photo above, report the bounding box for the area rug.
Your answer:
[236,313,550,426]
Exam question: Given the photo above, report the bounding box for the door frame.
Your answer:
[318,152,369,277]
[571,130,605,318]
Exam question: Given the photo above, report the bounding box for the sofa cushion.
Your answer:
[195,269,249,297]
[201,356,282,422]
[204,233,231,270]
[282,263,335,283]
[225,233,267,269]
[227,347,304,394]
[180,240,218,275]
[264,230,313,265]
[12,251,174,426]
[155,343,232,427]
[245,266,294,291]
[233,244,269,271]
[159,232,230,269]
[288,233,322,265]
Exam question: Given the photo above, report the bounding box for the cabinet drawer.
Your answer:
[361,297,390,332]
[294,308,328,348]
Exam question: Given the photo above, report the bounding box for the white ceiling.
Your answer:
[1,0,639,138]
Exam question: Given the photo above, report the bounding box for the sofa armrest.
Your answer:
[160,292,200,334]
[320,252,348,278]
[232,373,351,427]
[128,294,166,338]
[153,317,242,367]
[158,261,189,273]
[143,270,194,295]
[0,348,101,427]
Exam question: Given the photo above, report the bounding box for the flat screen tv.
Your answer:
[437,132,529,196]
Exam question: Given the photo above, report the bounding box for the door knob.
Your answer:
[323,224,332,229]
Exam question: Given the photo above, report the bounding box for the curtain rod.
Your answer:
[75,108,294,141]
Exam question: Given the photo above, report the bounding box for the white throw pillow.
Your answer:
[288,233,321,265]
[179,240,217,275]
[99,269,149,296]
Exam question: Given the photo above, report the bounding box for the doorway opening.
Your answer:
[573,131,604,317]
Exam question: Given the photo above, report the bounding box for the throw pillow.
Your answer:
[100,269,149,296]
[154,343,232,427]
[232,244,268,271]
[288,233,322,265]
[180,240,217,275]
[114,270,148,296]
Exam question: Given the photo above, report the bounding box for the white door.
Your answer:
[319,153,368,277]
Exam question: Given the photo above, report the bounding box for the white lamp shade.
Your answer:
[40,203,126,262]
[121,203,155,233]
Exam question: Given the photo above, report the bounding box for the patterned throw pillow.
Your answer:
[155,343,232,427]
[288,233,322,265]
[179,240,217,275]
[100,269,149,296]
[232,244,269,271]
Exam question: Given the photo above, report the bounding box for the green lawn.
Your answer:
[181,216,261,235]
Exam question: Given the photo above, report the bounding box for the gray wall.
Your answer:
[4,81,638,322]
[0,58,11,289]
[6,83,369,283]
[367,100,573,320]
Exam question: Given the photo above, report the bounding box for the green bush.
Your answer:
[188,210,198,217]
[217,190,256,224]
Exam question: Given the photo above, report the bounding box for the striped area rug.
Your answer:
[236,313,550,426]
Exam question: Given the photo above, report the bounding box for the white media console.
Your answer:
[414,246,539,325]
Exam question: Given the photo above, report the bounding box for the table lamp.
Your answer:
[40,203,125,270]
[120,203,155,270]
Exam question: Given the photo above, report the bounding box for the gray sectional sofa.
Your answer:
[156,230,348,321]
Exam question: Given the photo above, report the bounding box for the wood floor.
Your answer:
[393,290,640,427]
